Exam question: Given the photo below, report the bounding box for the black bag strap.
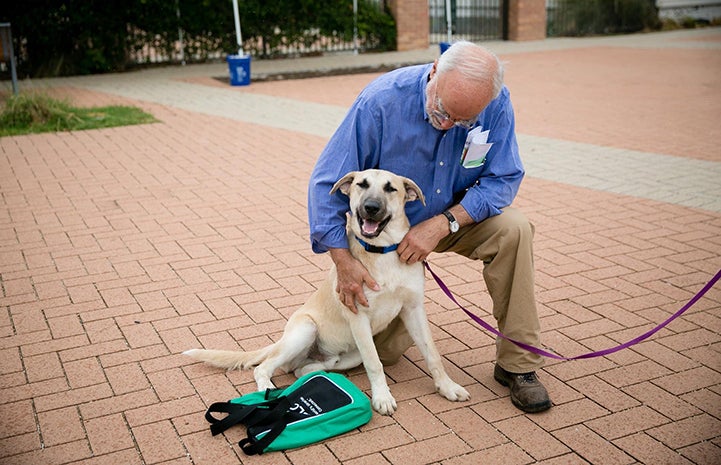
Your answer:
[238,397,292,455]
[204,392,283,436]
[205,388,285,436]
[205,402,260,436]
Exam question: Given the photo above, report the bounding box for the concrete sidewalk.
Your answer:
[1,28,720,464]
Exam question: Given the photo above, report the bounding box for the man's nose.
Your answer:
[439,119,454,129]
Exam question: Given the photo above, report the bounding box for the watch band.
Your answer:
[442,210,459,233]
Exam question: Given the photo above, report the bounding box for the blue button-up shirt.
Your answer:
[308,63,524,253]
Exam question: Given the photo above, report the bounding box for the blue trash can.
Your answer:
[227,54,251,86]
[439,42,452,55]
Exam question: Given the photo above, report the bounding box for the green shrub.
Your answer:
[660,18,681,30]
[549,0,660,36]
[1,0,396,77]
[0,93,80,131]
[681,16,699,28]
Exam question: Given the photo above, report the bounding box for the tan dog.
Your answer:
[184,169,469,415]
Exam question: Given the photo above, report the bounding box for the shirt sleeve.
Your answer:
[307,97,381,253]
[458,88,525,223]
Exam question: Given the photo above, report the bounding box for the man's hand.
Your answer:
[330,248,379,314]
[397,206,473,265]
[397,216,447,264]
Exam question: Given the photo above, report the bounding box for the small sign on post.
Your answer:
[0,22,19,95]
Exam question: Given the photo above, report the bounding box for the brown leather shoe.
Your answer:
[494,365,552,413]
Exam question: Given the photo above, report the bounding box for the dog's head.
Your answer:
[330,169,425,243]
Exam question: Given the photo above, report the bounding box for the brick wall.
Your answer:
[390,0,546,50]
[507,0,547,41]
[387,0,430,51]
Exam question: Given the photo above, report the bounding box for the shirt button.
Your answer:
[436,189,441,194]
[439,161,444,166]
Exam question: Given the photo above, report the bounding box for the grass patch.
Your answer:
[0,93,157,137]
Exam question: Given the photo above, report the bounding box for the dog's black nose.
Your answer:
[363,199,381,217]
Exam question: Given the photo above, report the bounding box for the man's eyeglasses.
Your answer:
[432,97,477,129]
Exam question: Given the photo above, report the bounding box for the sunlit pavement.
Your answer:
[1,27,720,464]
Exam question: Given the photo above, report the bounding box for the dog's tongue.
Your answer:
[362,219,380,235]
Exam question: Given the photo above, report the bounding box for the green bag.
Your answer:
[204,371,372,455]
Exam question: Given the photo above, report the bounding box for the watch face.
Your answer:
[450,221,459,233]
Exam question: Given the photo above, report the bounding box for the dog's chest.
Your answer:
[363,261,424,327]
[365,253,423,291]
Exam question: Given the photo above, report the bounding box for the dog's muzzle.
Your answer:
[357,199,391,238]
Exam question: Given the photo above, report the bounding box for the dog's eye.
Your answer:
[383,182,397,193]
[357,179,370,189]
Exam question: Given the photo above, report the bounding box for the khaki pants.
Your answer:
[374,207,544,373]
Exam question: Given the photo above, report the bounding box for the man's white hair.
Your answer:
[436,41,505,99]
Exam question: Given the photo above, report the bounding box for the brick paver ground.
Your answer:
[1,28,720,464]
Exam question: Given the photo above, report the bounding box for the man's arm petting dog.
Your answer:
[185,170,469,415]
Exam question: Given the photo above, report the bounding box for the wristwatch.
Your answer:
[442,210,460,234]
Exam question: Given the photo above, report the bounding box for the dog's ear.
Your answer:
[403,178,426,206]
[330,172,357,196]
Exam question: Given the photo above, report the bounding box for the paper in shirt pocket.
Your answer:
[460,127,492,169]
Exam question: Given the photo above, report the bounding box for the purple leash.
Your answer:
[424,262,721,361]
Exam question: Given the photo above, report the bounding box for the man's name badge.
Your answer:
[460,126,492,169]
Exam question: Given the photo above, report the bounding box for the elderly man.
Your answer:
[307,41,551,413]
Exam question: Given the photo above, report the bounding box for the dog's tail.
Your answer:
[183,347,271,371]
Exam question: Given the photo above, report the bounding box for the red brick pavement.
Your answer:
[1,31,720,465]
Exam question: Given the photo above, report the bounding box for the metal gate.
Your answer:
[429,0,504,44]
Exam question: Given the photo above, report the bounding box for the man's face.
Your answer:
[425,65,494,131]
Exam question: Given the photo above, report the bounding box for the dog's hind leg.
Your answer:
[294,349,363,378]
[253,314,318,391]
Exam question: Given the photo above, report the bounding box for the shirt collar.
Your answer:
[421,64,433,124]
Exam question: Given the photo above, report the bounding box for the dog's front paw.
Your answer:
[372,392,397,415]
[438,381,470,402]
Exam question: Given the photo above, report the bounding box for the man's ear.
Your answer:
[330,172,358,196]
[429,59,439,80]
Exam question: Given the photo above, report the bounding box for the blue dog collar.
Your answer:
[355,237,399,254]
